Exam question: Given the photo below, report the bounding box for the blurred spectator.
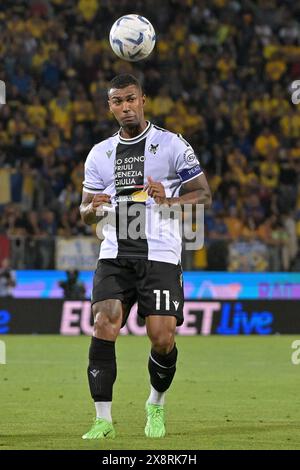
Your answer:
[254,128,280,157]
[59,269,86,299]
[208,214,230,241]
[0,258,16,297]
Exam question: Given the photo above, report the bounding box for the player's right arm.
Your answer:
[81,144,110,225]
[80,191,111,225]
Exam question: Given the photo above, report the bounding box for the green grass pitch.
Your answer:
[1,335,300,450]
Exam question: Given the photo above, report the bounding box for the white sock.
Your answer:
[147,385,165,406]
[95,401,112,422]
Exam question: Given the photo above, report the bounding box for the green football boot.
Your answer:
[82,417,116,439]
[145,403,166,438]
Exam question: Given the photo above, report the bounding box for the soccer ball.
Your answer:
[109,14,156,62]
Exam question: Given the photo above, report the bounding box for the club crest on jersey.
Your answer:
[149,143,159,155]
[106,149,113,158]
[184,148,197,166]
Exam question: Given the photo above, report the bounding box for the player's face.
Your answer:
[108,85,145,128]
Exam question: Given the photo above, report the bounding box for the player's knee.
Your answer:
[92,299,122,317]
[92,300,122,338]
[150,331,175,354]
[93,312,121,338]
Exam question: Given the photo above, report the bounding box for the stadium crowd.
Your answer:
[0,0,300,271]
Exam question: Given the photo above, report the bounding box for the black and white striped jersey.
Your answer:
[83,122,203,265]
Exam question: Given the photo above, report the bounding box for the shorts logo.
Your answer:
[184,148,197,166]
[172,300,180,311]
[149,143,159,155]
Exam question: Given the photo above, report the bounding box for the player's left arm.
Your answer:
[177,172,212,208]
[146,174,212,208]
[146,134,212,207]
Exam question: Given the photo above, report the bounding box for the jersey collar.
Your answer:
[118,121,152,145]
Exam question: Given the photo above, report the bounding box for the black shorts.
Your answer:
[92,258,184,326]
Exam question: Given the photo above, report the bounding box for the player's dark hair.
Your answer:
[108,74,143,95]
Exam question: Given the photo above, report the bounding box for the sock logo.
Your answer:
[90,369,100,378]
[172,300,180,311]
[157,372,167,379]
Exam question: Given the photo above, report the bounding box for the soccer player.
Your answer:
[80,74,211,439]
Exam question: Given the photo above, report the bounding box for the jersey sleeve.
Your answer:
[173,134,203,184]
[82,146,105,194]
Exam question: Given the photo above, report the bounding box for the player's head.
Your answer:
[108,74,145,129]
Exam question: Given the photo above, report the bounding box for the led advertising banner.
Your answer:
[1,300,300,335]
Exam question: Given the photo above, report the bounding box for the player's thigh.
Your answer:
[92,259,136,326]
[92,300,136,341]
[137,261,184,326]
[92,258,136,308]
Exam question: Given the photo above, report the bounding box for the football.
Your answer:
[109,14,156,62]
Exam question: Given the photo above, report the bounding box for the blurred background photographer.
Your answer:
[59,269,86,299]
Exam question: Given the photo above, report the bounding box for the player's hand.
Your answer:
[145,176,167,205]
[91,194,111,213]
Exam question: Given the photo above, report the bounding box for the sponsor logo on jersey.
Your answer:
[132,190,148,202]
[106,149,113,158]
[115,190,148,203]
[115,155,145,190]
